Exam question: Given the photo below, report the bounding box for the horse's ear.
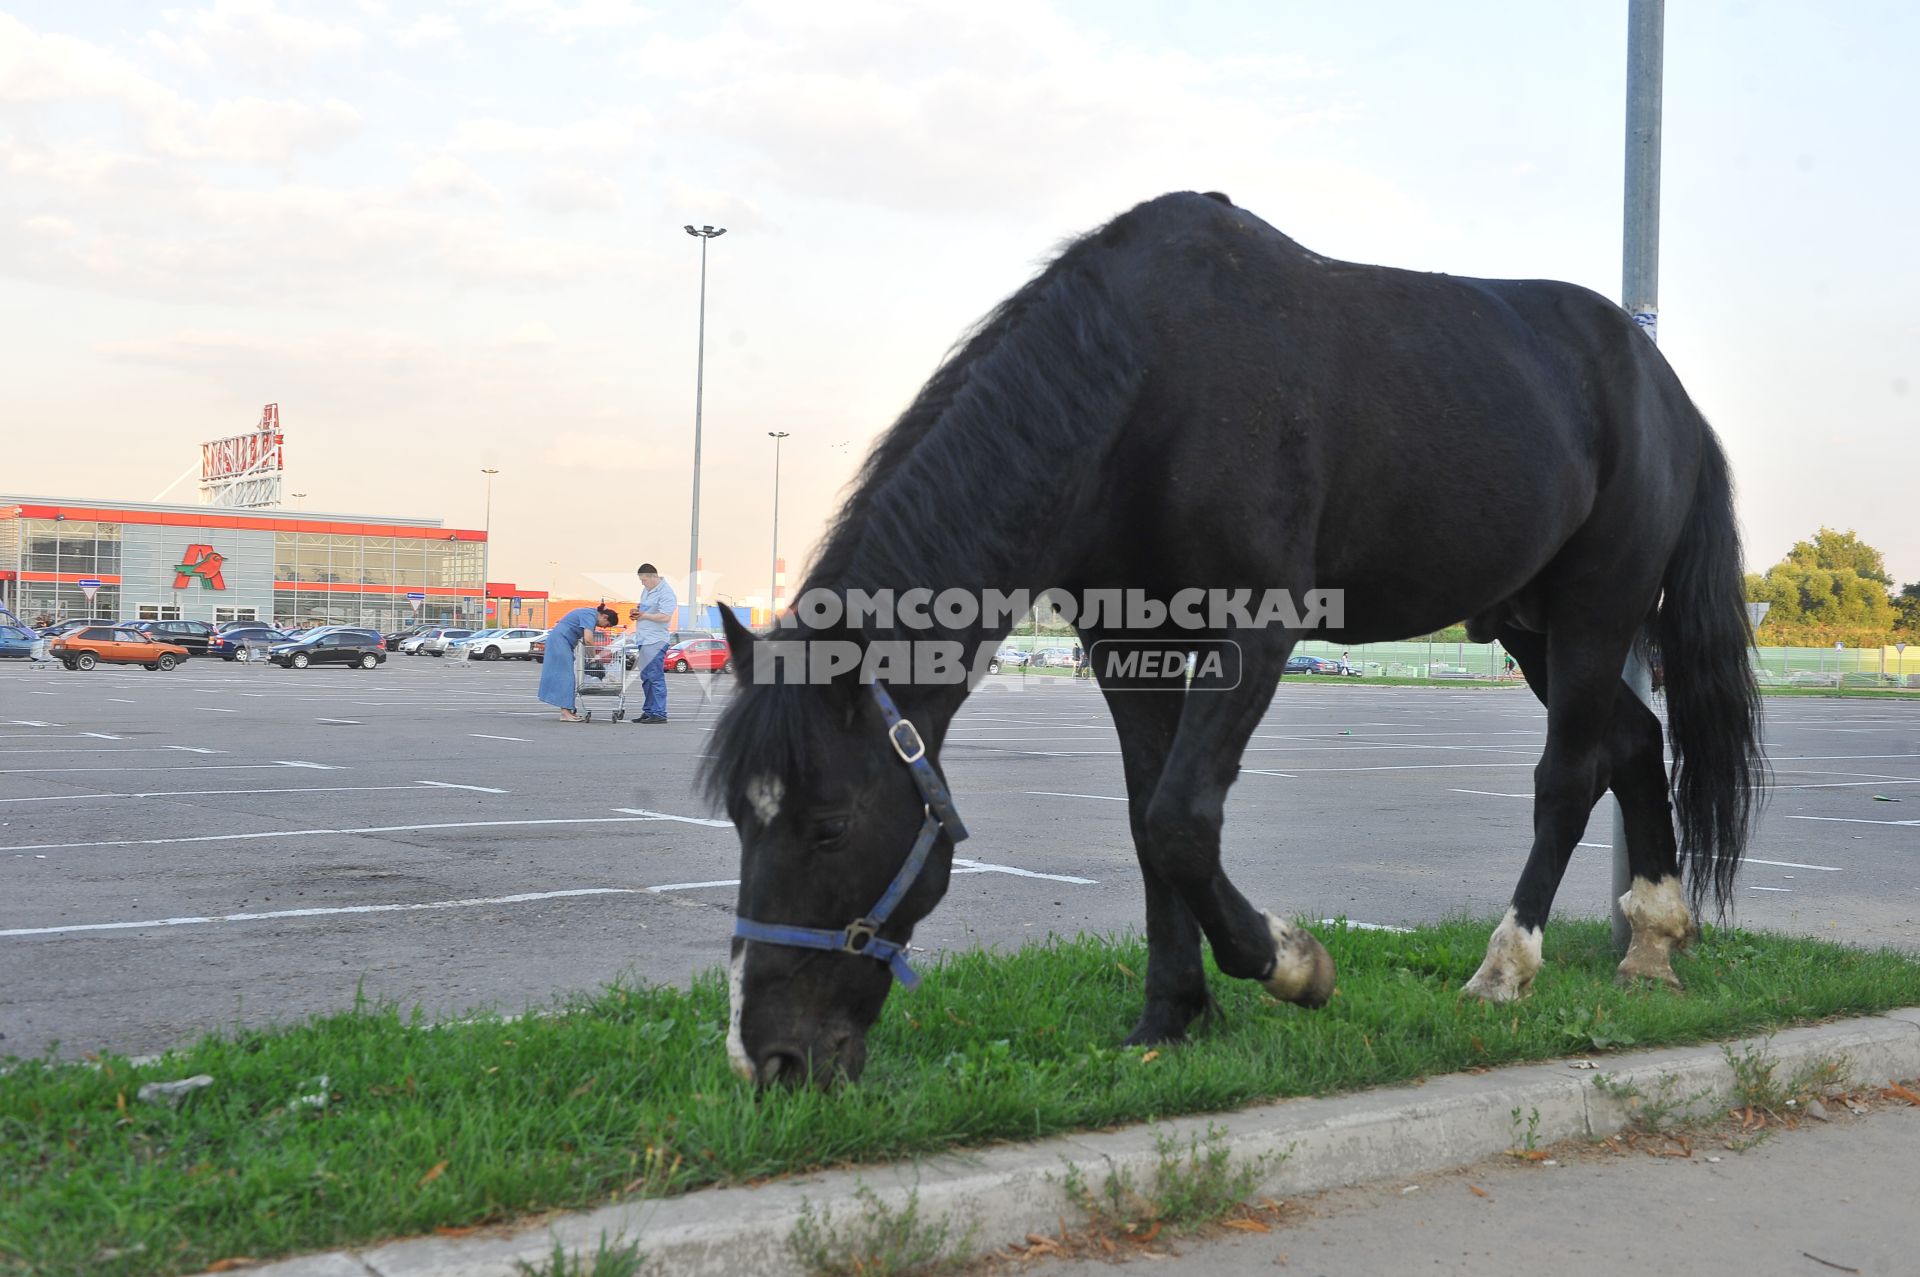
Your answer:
[717,605,756,687]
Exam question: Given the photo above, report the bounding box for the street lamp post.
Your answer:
[481,468,499,628]
[684,223,726,630]
[547,559,558,628]
[767,430,789,616]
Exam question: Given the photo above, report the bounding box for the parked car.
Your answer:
[987,645,1031,674]
[383,624,435,648]
[399,627,460,655]
[1032,646,1078,668]
[530,637,546,662]
[126,619,219,656]
[0,623,40,658]
[419,628,474,657]
[207,626,291,660]
[663,636,732,673]
[1284,654,1344,676]
[38,618,99,639]
[453,628,545,661]
[215,619,271,633]
[268,631,388,669]
[50,625,190,671]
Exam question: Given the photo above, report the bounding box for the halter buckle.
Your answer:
[888,718,926,764]
[841,918,879,955]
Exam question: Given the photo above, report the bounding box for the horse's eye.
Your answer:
[811,816,851,847]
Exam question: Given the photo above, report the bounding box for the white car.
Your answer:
[455,628,545,661]
[403,628,474,656]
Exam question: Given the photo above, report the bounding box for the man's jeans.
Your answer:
[634,640,669,719]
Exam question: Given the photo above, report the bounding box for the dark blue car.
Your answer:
[0,624,39,659]
[207,626,291,660]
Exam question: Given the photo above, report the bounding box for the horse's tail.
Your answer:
[1656,429,1766,919]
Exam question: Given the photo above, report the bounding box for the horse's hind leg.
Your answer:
[1099,683,1216,1044]
[1465,626,1624,1002]
[1608,677,1699,990]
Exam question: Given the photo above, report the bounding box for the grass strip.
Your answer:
[4,919,1918,1276]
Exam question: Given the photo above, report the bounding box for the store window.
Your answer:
[213,607,260,624]
[136,603,184,621]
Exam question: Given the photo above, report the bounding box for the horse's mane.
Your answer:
[701,200,1161,808]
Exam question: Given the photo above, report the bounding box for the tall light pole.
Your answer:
[684,223,726,630]
[767,430,789,616]
[481,468,499,628]
[547,558,558,627]
[1611,0,1664,952]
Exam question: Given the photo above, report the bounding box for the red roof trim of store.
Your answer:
[11,572,126,585]
[1,503,485,542]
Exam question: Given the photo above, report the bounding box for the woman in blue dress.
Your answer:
[538,605,619,722]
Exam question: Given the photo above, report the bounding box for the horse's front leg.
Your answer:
[1136,636,1336,1013]
[1095,641,1215,1044]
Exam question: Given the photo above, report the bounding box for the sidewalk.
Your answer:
[239,1009,1920,1277]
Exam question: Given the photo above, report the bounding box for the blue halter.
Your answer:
[730,682,969,990]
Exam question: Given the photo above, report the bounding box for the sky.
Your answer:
[3,0,1916,604]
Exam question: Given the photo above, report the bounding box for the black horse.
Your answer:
[707,191,1764,1088]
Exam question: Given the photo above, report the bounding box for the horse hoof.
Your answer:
[1463,909,1542,1004]
[1261,913,1335,1008]
[1462,972,1532,1003]
[1615,956,1684,992]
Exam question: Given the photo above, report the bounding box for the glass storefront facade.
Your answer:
[1,497,495,629]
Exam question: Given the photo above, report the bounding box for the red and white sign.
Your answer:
[201,404,284,482]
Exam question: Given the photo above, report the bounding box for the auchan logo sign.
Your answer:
[174,544,228,591]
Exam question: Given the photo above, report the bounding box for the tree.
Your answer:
[1896,583,1920,636]
[1784,527,1892,586]
[1746,528,1897,647]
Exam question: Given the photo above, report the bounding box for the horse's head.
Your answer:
[707,612,967,1088]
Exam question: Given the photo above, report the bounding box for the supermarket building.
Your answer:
[0,496,546,630]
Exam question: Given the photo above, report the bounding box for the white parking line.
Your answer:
[195,708,236,713]
[417,781,510,794]
[1023,791,1127,802]
[952,858,1097,884]
[650,879,738,893]
[317,718,363,725]
[470,734,530,743]
[612,807,734,827]
[1451,788,1532,798]
[1744,857,1842,871]
[1747,885,1792,892]
[2,815,674,853]
[0,783,481,805]
[0,888,647,938]
[0,761,337,775]
[1785,815,1920,828]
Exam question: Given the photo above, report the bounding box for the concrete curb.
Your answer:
[236,1009,1920,1277]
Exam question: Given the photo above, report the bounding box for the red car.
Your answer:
[663,636,731,673]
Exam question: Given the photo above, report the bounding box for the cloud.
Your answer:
[527,165,621,214]
[448,109,651,156]
[409,154,500,201]
[392,14,461,48]
[480,0,655,37]
[1,14,362,164]
[622,0,1359,218]
[148,0,365,67]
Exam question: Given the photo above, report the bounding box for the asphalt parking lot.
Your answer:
[2,657,1917,1060]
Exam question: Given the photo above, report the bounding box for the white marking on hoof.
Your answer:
[727,946,754,1080]
[1616,875,1695,990]
[745,774,784,826]
[1463,907,1543,1002]
[1261,911,1335,1007]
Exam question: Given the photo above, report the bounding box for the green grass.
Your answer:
[4,920,1918,1276]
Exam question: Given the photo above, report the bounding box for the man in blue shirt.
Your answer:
[628,563,677,723]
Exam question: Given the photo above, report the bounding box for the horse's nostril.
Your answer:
[756,1048,806,1088]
